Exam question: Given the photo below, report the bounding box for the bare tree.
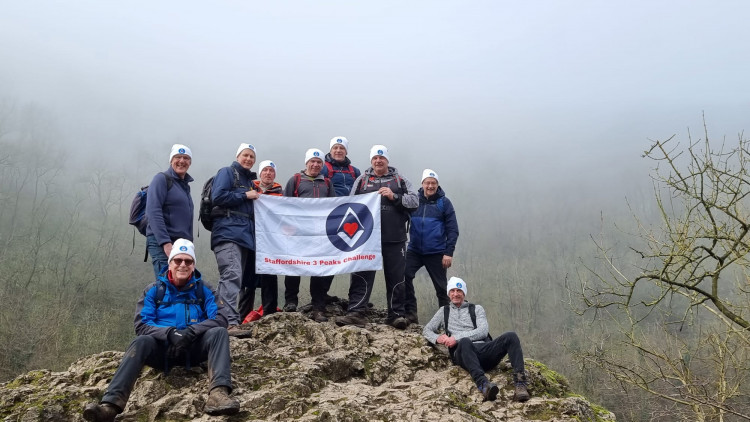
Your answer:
[569,122,750,421]
[0,102,138,380]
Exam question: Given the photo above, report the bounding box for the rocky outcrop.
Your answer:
[0,303,615,421]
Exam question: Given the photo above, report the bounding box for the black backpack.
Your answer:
[129,172,172,236]
[199,167,247,232]
[443,303,492,341]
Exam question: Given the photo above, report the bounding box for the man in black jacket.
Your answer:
[336,145,418,330]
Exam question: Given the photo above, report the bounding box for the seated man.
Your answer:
[83,239,240,421]
[422,277,530,402]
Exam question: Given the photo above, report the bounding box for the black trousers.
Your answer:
[102,327,232,411]
[346,241,406,318]
[451,332,525,385]
[283,275,334,311]
[404,251,450,314]
[238,274,279,322]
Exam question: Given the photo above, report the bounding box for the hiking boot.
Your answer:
[385,316,408,330]
[310,310,328,323]
[513,372,530,402]
[325,294,339,304]
[227,325,252,338]
[406,312,419,325]
[82,402,121,422]
[204,386,240,416]
[283,302,297,312]
[477,380,499,401]
[335,312,368,328]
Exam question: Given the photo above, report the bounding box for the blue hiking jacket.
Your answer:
[321,153,361,197]
[145,167,194,246]
[209,161,257,251]
[408,186,459,256]
[134,269,228,341]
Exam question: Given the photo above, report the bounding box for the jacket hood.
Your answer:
[157,268,204,290]
[254,180,283,190]
[165,166,194,183]
[325,152,352,167]
[418,185,445,201]
[299,170,326,181]
[449,300,470,309]
[231,161,258,180]
[364,165,399,178]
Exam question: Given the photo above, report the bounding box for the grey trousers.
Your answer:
[214,241,255,326]
[102,327,232,411]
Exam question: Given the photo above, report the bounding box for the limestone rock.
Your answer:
[0,307,614,421]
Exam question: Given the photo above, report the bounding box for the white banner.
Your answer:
[254,192,382,276]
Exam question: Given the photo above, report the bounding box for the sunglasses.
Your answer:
[172,258,194,266]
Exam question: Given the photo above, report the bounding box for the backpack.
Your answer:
[293,173,333,197]
[324,162,356,179]
[129,172,172,236]
[357,172,407,196]
[153,279,205,312]
[443,303,492,341]
[199,167,249,232]
[358,172,411,231]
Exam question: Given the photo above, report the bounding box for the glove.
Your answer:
[167,327,183,345]
[166,326,197,358]
[168,326,197,347]
[175,326,197,347]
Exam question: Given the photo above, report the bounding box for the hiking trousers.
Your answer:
[260,274,279,315]
[284,275,334,311]
[238,274,279,322]
[102,327,232,411]
[404,251,450,313]
[214,241,255,326]
[346,241,406,318]
[146,234,169,280]
[451,332,525,385]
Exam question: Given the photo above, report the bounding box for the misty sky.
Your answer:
[1,1,749,200]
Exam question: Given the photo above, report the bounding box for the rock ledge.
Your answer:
[0,311,615,421]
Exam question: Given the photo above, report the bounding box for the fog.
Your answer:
[3,1,748,194]
[2,1,749,284]
[2,4,750,417]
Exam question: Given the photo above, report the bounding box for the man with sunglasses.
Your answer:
[83,239,240,421]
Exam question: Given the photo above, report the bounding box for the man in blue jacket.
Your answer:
[145,144,195,278]
[82,239,239,421]
[211,143,260,336]
[404,169,459,324]
[321,136,361,197]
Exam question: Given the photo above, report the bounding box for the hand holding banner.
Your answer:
[255,192,382,276]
